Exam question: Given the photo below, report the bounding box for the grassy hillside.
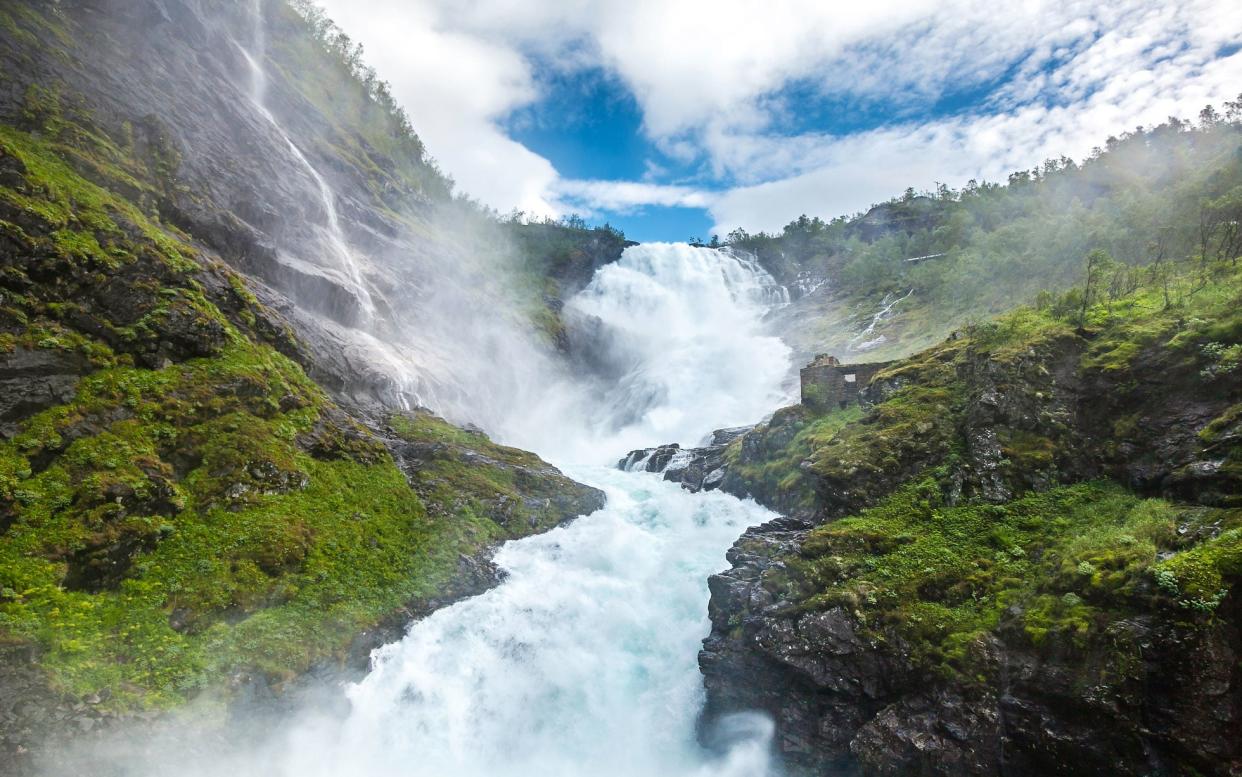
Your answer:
[739,104,1242,363]
[723,254,1242,680]
[0,81,600,713]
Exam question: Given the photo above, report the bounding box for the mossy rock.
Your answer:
[0,122,601,712]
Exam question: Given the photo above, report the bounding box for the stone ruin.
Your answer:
[799,354,893,411]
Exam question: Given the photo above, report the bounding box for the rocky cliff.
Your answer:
[695,273,1242,774]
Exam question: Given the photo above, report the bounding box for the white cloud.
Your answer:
[554,180,712,213]
[314,0,1242,233]
[316,0,561,217]
[710,3,1242,233]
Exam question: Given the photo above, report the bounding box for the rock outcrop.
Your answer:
[618,426,751,493]
[699,296,1242,775]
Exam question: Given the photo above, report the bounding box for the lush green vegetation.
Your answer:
[723,404,862,514]
[737,101,1242,361]
[0,342,485,706]
[0,106,587,709]
[728,252,1242,682]
[389,409,600,536]
[786,480,1221,678]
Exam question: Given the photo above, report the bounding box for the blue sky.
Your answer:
[320,0,1242,243]
[501,67,718,241]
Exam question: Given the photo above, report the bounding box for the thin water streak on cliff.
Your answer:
[238,0,376,323]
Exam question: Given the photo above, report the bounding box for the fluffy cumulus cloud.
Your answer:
[316,0,561,217]
[319,0,1242,232]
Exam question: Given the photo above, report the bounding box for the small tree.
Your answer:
[1146,230,1174,309]
[1077,249,1116,330]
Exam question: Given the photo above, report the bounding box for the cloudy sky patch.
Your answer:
[319,0,1242,240]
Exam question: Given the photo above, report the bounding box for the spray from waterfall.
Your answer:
[540,242,792,458]
[44,239,793,777]
[33,10,802,776]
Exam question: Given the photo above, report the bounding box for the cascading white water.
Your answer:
[169,470,780,777]
[239,0,375,321]
[497,243,793,462]
[97,242,793,777]
[100,10,799,775]
[851,288,913,352]
[265,244,792,776]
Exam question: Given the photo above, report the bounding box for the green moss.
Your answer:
[1201,403,1242,445]
[1153,520,1242,611]
[964,307,1074,363]
[388,409,585,536]
[725,405,863,510]
[0,4,71,50]
[723,261,1242,691]
[811,385,957,480]
[0,335,505,707]
[790,481,1204,678]
[0,124,528,710]
[0,125,194,272]
[997,429,1056,469]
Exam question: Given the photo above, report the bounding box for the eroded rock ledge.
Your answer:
[693,300,1242,775]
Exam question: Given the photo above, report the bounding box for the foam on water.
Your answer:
[105,11,800,775]
[497,242,793,462]
[234,241,795,777]
[93,239,790,777]
[199,468,780,777]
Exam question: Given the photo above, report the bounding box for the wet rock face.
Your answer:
[618,426,751,493]
[844,602,1242,777]
[698,331,1242,776]
[393,436,605,534]
[0,349,91,439]
[705,536,1242,776]
[0,0,435,405]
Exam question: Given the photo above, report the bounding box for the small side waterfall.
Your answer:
[239,0,375,322]
[851,288,913,351]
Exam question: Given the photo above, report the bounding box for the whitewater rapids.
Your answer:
[261,243,791,777]
[70,243,792,777]
[220,468,781,777]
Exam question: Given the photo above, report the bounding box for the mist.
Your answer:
[10,4,805,774]
[226,0,794,464]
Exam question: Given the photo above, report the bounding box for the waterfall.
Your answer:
[259,470,780,777]
[239,0,375,322]
[554,243,793,456]
[263,243,791,777]
[99,243,790,777]
[850,288,913,351]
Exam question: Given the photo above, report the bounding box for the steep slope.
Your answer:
[0,0,629,419]
[738,113,1242,367]
[0,115,604,771]
[0,2,614,772]
[696,267,1242,775]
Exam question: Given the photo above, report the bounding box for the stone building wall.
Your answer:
[800,354,892,411]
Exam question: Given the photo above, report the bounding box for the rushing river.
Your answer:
[260,467,780,777]
[48,7,800,772]
[77,237,792,776]
[245,242,794,777]
[288,243,787,776]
